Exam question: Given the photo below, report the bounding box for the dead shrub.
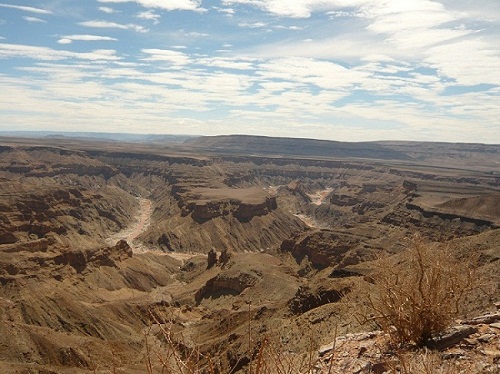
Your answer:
[144,306,322,374]
[351,234,478,348]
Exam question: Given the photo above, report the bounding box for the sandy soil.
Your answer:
[307,188,333,206]
[108,197,205,263]
[107,197,153,253]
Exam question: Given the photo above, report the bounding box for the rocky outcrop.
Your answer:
[180,196,277,224]
[288,285,347,314]
[0,182,137,250]
[316,311,500,373]
[406,203,496,228]
[280,230,362,269]
[0,146,119,179]
[330,194,359,207]
[195,272,258,304]
[1,240,133,282]
[279,181,312,203]
[232,197,277,223]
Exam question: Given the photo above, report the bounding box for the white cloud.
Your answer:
[0,3,52,15]
[57,35,118,44]
[195,57,256,70]
[23,16,47,23]
[222,0,358,18]
[425,39,500,86]
[238,22,267,28]
[97,0,205,12]
[0,0,498,143]
[141,49,191,66]
[258,57,368,91]
[213,6,235,15]
[99,7,117,14]
[274,25,306,31]
[183,31,209,38]
[1,50,498,142]
[79,20,148,33]
[136,10,161,24]
[57,39,72,45]
[0,43,120,61]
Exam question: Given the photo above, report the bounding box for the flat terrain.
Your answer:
[0,134,498,373]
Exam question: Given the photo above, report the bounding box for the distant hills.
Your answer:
[184,134,412,160]
[0,131,196,144]
[1,132,498,167]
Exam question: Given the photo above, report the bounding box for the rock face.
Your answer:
[0,145,138,251]
[195,272,258,304]
[288,285,347,314]
[233,197,278,223]
[0,184,136,249]
[145,187,305,253]
[181,197,277,224]
[330,194,360,207]
[0,145,119,178]
[0,240,133,284]
[280,229,368,269]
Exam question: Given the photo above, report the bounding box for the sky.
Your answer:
[0,1,499,143]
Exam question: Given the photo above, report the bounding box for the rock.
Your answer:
[353,360,371,373]
[181,193,277,224]
[233,197,277,223]
[280,229,360,269]
[0,230,18,244]
[207,248,217,268]
[467,313,500,325]
[431,325,478,350]
[53,249,88,273]
[329,268,363,278]
[288,285,345,314]
[195,272,258,304]
[441,350,465,360]
[330,194,359,207]
[219,247,231,266]
[318,343,335,357]
[490,322,500,330]
[482,349,500,359]
[357,345,368,357]
[477,334,495,343]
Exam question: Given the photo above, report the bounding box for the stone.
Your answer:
[467,313,500,325]
[207,248,217,268]
[477,334,495,343]
[431,325,478,350]
[441,350,465,360]
[490,322,500,330]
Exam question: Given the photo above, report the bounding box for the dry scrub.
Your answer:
[351,234,478,348]
[144,307,322,374]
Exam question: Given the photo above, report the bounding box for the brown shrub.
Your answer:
[352,234,478,348]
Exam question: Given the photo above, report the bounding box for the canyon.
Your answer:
[0,134,499,373]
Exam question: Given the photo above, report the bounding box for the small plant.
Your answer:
[353,234,477,348]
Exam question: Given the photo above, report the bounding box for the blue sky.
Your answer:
[0,0,499,143]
